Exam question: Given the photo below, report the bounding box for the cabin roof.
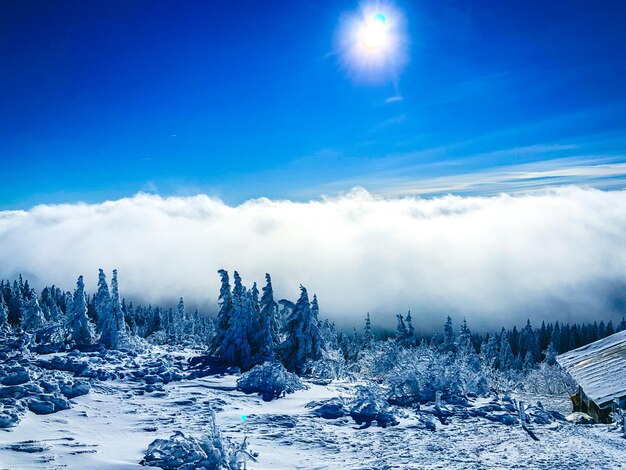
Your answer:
[557,330,626,408]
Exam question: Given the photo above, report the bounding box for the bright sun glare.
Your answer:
[337,3,407,83]
[358,13,389,51]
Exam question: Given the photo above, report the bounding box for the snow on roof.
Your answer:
[557,330,626,408]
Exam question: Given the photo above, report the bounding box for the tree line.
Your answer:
[1,271,624,378]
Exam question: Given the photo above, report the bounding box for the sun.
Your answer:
[336,3,408,84]
[358,13,389,52]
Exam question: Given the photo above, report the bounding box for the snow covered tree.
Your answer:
[543,341,558,365]
[96,269,113,336]
[455,318,482,379]
[65,275,94,345]
[319,319,339,350]
[197,310,215,345]
[280,285,325,375]
[8,280,23,326]
[343,328,362,362]
[180,298,196,340]
[250,281,261,331]
[160,308,172,338]
[480,332,499,368]
[311,294,320,322]
[0,295,8,330]
[110,270,128,339]
[396,311,415,346]
[250,282,260,308]
[277,299,294,333]
[440,316,456,354]
[406,311,415,338]
[518,319,537,362]
[217,271,256,370]
[97,269,127,349]
[125,301,137,335]
[458,318,471,349]
[256,273,279,363]
[523,351,535,372]
[498,329,514,370]
[404,310,415,343]
[396,314,407,338]
[173,297,185,342]
[21,289,46,332]
[213,269,233,354]
[39,286,63,324]
[363,312,374,346]
[550,322,561,353]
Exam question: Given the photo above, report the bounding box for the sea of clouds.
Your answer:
[1,186,625,332]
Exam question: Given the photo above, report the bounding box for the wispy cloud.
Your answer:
[371,114,406,131]
[385,95,403,104]
[327,156,626,197]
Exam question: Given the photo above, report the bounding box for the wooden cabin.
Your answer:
[556,329,626,423]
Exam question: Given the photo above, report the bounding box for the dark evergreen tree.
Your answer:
[440,316,456,354]
[550,321,561,353]
[405,311,415,339]
[363,312,374,346]
[8,280,23,325]
[606,320,615,337]
[396,313,407,338]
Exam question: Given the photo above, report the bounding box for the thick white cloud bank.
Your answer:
[1,187,626,331]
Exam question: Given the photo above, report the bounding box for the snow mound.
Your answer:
[237,361,307,401]
[0,363,31,386]
[0,399,26,428]
[26,393,71,415]
[306,397,347,419]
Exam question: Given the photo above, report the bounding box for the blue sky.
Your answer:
[1,0,625,209]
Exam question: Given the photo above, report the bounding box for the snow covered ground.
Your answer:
[1,349,625,470]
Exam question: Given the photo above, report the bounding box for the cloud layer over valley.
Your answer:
[1,187,625,331]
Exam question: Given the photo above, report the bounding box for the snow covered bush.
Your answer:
[523,363,576,396]
[349,384,398,428]
[141,412,255,469]
[305,349,347,380]
[236,361,307,401]
[354,339,403,379]
[383,343,489,405]
[385,348,430,406]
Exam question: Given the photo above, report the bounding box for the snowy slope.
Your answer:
[1,350,626,470]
